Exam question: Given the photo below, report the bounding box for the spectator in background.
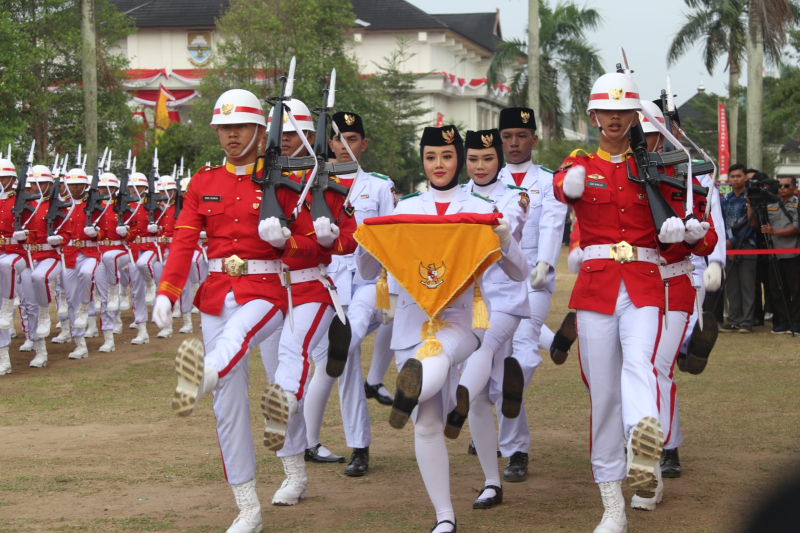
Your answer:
[760,177,800,336]
[721,164,757,333]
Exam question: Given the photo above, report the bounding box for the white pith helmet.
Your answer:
[0,159,16,178]
[210,89,266,128]
[268,99,314,132]
[587,73,641,112]
[65,168,90,185]
[130,172,148,188]
[639,100,665,134]
[30,165,54,183]
[99,172,119,188]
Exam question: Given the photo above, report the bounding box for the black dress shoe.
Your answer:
[326,315,351,378]
[502,451,528,482]
[661,447,682,478]
[472,485,503,509]
[467,439,501,457]
[430,519,456,532]
[444,385,469,439]
[364,382,394,405]
[344,447,369,477]
[501,357,524,419]
[305,443,345,463]
[550,311,577,365]
[389,358,422,429]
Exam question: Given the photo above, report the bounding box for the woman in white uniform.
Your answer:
[356,125,528,533]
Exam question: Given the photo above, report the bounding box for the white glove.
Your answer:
[684,218,710,245]
[567,247,584,274]
[703,262,722,291]
[152,295,173,329]
[258,217,291,248]
[83,226,98,238]
[47,235,62,246]
[13,230,28,241]
[314,217,340,248]
[147,223,159,234]
[529,261,549,290]
[381,294,398,325]
[562,165,586,199]
[116,225,129,237]
[658,217,685,244]
[199,230,208,240]
[492,218,512,252]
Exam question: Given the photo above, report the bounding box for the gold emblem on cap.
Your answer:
[520,111,530,123]
[481,134,493,148]
[221,103,234,115]
[442,128,455,144]
[609,89,624,101]
[344,114,355,126]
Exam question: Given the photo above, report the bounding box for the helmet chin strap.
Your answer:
[222,127,259,159]
[593,111,634,142]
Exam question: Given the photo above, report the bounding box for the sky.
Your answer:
[407,0,743,107]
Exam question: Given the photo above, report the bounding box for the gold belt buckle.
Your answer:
[609,241,636,263]
[102,239,110,246]
[73,240,83,248]
[0,236,5,245]
[30,244,39,252]
[225,255,247,276]
[134,236,141,244]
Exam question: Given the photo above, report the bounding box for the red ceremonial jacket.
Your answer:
[158,203,177,251]
[63,198,101,267]
[157,162,326,315]
[16,198,63,265]
[554,148,664,314]
[0,193,19,255]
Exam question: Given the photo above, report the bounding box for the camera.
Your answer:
[747,173,780,206]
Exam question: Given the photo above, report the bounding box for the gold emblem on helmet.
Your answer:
[344,114,355,126]
[442,128,455,144]
[609,89,624,101]
[283,113,289,124]
[221,104,234,115]
[520,111,530,123]
[481,134,493,148]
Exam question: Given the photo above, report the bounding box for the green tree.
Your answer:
[0,0,134,166]
[486,0,603,141]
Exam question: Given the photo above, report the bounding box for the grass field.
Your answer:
[1,251,799,532]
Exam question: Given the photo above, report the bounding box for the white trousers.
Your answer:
[0,253,26,299]
[128,261,147,324]
[101,250,129,285]
[259,302,334,458]
[64,254,98,337]
[203,291,284,485]
[30,258,60,307]
[93,263,119,331]
[498,289,551,456]
[655,310,689,451]
[305,283,381,450]
[365,321,394,386]
[576,281,661,483]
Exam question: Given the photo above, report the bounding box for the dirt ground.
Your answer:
[1,253,799,532]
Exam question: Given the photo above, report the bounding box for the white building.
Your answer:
[110,0,514,131]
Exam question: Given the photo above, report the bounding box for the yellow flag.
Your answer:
[155,84,174,144]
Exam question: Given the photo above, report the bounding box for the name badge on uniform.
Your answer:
[767,206,779,211]
[671,191,685,200]
[202,195,221,202]
[530,189,539,194]
[360,194,369,199]
[587,181,607,189]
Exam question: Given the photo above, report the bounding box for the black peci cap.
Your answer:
[499,107,536,131]
[419,125,463,148]
[465,129,501,150]
[331,111,365,138]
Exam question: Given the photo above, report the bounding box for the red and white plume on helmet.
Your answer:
[210,89,266,128]
[268,99,314,132]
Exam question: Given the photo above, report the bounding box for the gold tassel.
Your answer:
[472,281,490,329]
[376,267,390,310]
[415,319,443,359]
[419,316,450,340]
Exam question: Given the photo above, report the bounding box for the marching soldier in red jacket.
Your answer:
[0,157,19,375]
[552,72,704,533]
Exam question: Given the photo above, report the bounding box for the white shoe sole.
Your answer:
[131,337,150,345]
[627,416,664,498]
[29,360,47,368]
[631,490,663,511]
[179,327,193,334]
[173,339,204,417]
[157,332,173,338]
[51,336,72,344]
[0,369,10,376]
[19,344,34,352]
[272,491,307,506]
[98,345,115,353]
[261,384,290,451]
[68,352,88,360]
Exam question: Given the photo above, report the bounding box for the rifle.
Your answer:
[84,147,110,225]
[115,154,139,225]
[250,56,314,227]
[12,141,40,231]
[145,148,169,225]
[45,174,74,236]
[174,157,184,219]
[308,68,357,222]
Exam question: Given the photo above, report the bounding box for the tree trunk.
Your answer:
[81,0,98,167]
[527,0,541,142]
[728,64,739,164]
[746,19,763,171]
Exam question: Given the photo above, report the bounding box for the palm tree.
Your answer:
[667,0,748,163]
[487,0,603,141]
[746,0,797,170]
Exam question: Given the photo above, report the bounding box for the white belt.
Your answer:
[660,258,694,279]
[207,256,282,277]
[70,240,98,249]
[282,265,328,285]
[99,239,124,247]
[133,236,160,244]
[582,242,662,265]
[23,243,55,252]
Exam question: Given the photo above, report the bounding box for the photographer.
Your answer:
[721,164,757,332]
[759,177,800,335]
